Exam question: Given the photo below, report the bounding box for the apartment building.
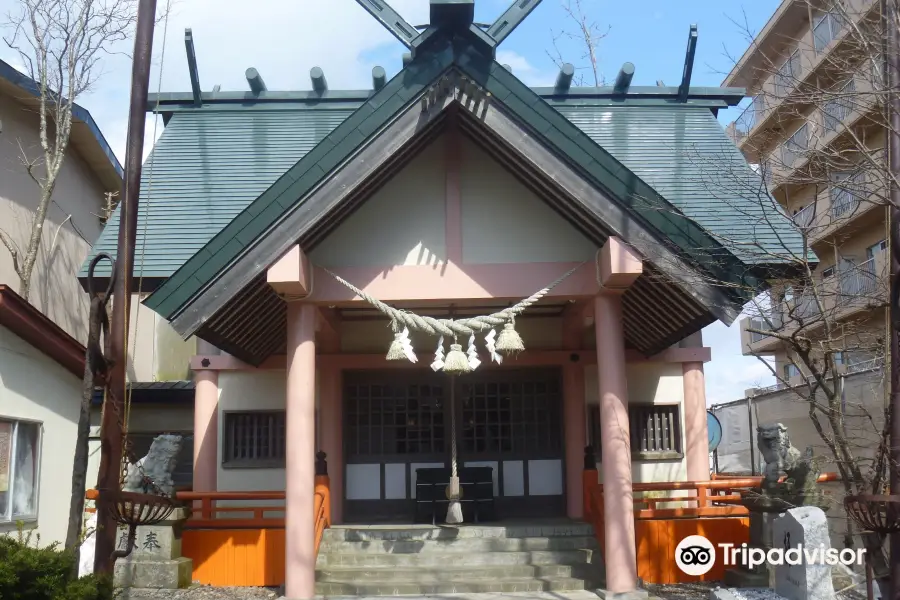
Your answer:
[723,0,889,391]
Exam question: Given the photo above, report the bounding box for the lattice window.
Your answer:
[461,375,562,455]
[588,404,683,459]
[345,381,445,456]
[629,405,682,457]
[223,411,286,467]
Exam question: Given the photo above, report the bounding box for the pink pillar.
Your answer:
[319,364,343,524]
[286,302,317,599]
[683,362,710,482]
[594,293,638,594]
[563,364,586,518]
[192,369,219,492]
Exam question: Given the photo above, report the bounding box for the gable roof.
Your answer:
[0,58,123,191]
[80,80,802,289]
[78,29,809,363]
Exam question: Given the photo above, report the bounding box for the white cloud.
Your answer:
[702,320,776,407]
[495,49,556,87]
[0,0,432,163]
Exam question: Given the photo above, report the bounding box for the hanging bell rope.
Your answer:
[323,262,584,369]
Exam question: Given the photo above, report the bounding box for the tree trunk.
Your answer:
[65,351,96,559]
[17,179,57,301]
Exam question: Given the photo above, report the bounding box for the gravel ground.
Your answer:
[645,582,717,600]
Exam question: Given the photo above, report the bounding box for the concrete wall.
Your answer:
[0,325,80,544]
[0,93,106,342]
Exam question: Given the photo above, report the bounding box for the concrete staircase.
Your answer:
[315,521,604,596]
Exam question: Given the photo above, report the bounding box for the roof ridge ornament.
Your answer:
[354,0,544,56]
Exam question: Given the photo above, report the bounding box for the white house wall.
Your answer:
[0,93,106,342]
[0,325,80,544]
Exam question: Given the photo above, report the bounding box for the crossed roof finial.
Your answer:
[354,0,543,55]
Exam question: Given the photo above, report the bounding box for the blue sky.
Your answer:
[0,0,783,403]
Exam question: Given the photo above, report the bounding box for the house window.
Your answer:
[830,171,865,217]
[833,351,845,365]
[822,79,856,132]
[588,404,683,459]
[782,123,809,167]
[775,49,802,97]
[0,418,41,524]
[813,7,844,53]
[223,411,286,467]
[866,239,887,260]
[821,266,835,279]
[783,363,801,379]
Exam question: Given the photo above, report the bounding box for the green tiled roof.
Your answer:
[555,104,805,263]
[82,108,355,280]
[82,101,794,283]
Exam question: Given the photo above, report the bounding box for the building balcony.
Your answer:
[740,256,887,356]
[731,0,879,159]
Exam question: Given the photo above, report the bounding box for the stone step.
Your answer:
[315,564,602,583]
[317,548,599,568]
[322,523,595,542]
[314,576,597,596]
[319,535,599,554]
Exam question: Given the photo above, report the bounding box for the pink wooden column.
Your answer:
[594,292,638,594]
[192,369,219,493]
[285,302,317,599]
[319,364,343,524]
[683,362,710,482]
[594,236,642,595]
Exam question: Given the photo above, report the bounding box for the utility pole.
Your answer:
[93,0,157,575]
[887,0,900,596]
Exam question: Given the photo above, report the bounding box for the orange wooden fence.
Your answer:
[581,471,839,584]
[84,475,331,587]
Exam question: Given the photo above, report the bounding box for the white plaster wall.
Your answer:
[217,371,288,491]
[460,137,596,264]
[309,140,446,268]
[0,93,107,342]
[585,362,688,484]
[0,325,80,544]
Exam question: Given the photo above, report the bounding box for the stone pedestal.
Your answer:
[723,511,781,587]
[772,507,834,600]
[114,507,192,590]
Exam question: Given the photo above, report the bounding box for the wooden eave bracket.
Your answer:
[266,245,312,298]
[597,236,642,292]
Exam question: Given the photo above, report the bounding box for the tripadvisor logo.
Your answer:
[674,535,866,576]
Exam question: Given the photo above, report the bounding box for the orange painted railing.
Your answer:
[581,471,839,584]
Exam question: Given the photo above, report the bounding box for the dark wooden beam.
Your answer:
[310,67,327,93]
[372,66,386,90]
[678,24,698,102]
[555,63,574,93]
[184,29,201,106]
[245,67,266,94]
[354,0,418,48]
[613,62,634,94]
[486,0,543,46]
